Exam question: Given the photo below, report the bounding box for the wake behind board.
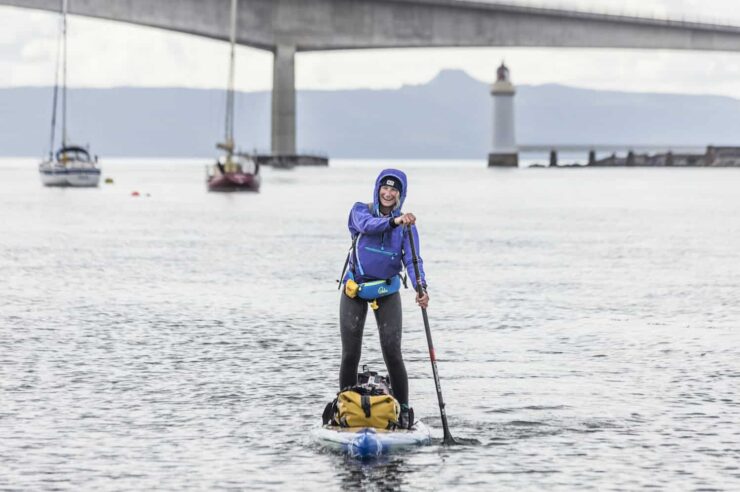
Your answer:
[312,421,432,459]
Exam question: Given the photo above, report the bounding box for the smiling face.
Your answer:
[379,185,400,210]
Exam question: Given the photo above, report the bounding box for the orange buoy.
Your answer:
[131,191,140,197]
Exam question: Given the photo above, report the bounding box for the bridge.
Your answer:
[5,0,740,160]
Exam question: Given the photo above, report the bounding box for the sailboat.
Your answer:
[207,0,260,192]
[39,0,101,188]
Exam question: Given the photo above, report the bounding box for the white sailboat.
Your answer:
[207,0,260,192]
[39,0,101,188]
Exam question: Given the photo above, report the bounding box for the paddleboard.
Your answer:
[312,421,432,459]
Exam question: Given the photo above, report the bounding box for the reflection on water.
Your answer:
[1,159,739,490]
[335,456,408,491]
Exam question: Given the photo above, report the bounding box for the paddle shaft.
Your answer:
[406,225,455,444]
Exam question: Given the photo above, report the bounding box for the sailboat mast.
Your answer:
[61,0,68,148]
[224,0,237,148]
[48,0,64,159]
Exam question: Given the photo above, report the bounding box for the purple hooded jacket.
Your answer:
[346,169,427,289]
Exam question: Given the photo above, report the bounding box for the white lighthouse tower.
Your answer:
[488,62,518,167]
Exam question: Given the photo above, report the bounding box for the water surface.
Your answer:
[1,159,739,490]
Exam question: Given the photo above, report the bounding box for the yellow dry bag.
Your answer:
[336,390,400,429]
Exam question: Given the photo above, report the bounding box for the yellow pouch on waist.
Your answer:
[336,390,400,429]
[344,279,359,298]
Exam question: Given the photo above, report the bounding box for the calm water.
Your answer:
[1,159,739,491]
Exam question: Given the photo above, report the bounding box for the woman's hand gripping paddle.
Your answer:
[406,225,456,445]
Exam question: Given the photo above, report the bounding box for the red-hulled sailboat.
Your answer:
[207,142,260,192]
[207,0,260,192]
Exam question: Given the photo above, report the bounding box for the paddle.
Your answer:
[406,225,456,445]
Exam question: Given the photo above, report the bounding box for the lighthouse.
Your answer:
[488,62,518,167]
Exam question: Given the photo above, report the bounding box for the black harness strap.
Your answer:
[337,203,375,289]
[361,395,372,418]
[336,234,358,289]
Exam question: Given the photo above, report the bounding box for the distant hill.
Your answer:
[1,70,739,158]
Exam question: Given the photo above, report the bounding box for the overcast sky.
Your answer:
[2,0,740,97]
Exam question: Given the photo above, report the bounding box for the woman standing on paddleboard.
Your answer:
[339,168,429,430]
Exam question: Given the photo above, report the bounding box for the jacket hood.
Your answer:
[372,168,408,217]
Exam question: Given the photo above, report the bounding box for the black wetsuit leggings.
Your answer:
[339,291,408,406]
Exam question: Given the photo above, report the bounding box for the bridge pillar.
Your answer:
[260,44,328,167]
[271,44,296,155]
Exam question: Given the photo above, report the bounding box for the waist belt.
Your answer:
[345,274,402,302]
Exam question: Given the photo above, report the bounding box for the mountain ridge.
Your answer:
[1,70,738,158]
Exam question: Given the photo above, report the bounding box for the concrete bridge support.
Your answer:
[271,45,296,156]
